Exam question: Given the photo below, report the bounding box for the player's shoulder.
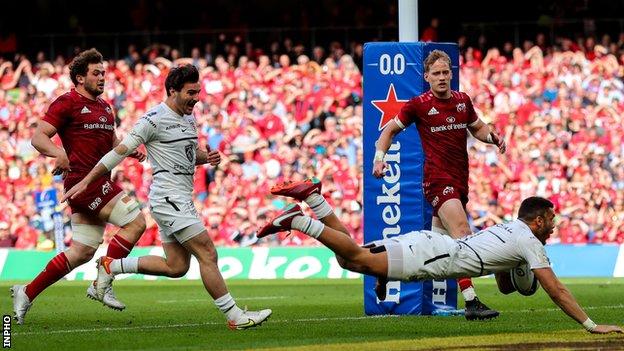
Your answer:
[505,220,539,242]
[50,90,76,105]
[140,104,166,128]
[414,91,434,104]
[142,103,167,121]
[453,90,473,102]
[46,91,78,115]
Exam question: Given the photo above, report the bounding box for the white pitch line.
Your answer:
[157,296,288,303]
[13,315,396,336]
[12,304,623,336]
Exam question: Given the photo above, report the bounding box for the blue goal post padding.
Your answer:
[362,42,459,315]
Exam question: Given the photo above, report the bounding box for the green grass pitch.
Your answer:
[2,278,623,350]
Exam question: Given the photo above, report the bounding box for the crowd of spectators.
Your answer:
[464,35,624,244]
[0,39,364,249]
[0,33,623,250]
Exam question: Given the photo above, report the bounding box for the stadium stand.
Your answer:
[0,33,623,249]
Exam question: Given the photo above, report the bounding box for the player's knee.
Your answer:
[123,214,146,238]
[336,255,349,269]
[109,196,143,231]
[132,213,147,233]
[337,255,365,273]
[168,264,189,278]
[337,256,363,273]
[352,252,386,276]
[67,245,96,265]
[195,243,218,266]
[76,250,96,265]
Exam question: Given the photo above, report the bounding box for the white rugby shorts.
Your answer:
[150,195,204,243]
[366,230,458,281]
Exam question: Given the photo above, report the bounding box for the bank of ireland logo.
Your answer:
[99,116,108,123]
[371,83,408,131]
[446,116,456,123]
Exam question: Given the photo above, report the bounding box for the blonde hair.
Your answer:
[424,50,451,72]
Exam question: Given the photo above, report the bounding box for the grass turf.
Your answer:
[2,278,623,350]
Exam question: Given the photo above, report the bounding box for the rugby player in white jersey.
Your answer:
[62,64,271,330]
[258,178,622,334]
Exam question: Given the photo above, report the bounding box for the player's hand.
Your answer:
[129,150,147,162]
[52,152,71,179]
[206,145,221,166]
[489,131,506,154]
[590,325,623,334]
[372,160,388,178]
[61,180,88,202]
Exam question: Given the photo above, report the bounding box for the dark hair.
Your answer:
[69,48,103,85]
[165,64,199,96]
[424,49,451,72]
[518,197,554,221]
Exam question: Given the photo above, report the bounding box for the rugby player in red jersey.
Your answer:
[11,49,147,324]
[373,50,506,320]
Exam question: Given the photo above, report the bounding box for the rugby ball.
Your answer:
[510,263,540,296]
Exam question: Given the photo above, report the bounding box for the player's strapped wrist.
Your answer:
[582,318,597,332]
[374,149,385,162]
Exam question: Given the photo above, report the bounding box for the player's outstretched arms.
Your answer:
[590,325,623,334]
[533,267,623,334]
[31,120,71,178]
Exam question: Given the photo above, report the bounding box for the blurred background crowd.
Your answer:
[1,0,623,249]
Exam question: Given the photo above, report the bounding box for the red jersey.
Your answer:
[42,89,115,185]
[396,90,479,187]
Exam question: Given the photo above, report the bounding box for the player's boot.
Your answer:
[227,308,272,330]
[464,297,499,320]
[95,256,114,299]
[86,281,126,311]
[93,256,126,310]
[10,285,32,325]
[86,281,99,301]
[101,286,126,311]
[256,204,303,238]
[271,177,322,201]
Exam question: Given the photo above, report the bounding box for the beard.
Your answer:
[85,82,104,97]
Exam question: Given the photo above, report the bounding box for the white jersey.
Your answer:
[126,102,198,201]
[448,219,551,277]
[376,220,551,281]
